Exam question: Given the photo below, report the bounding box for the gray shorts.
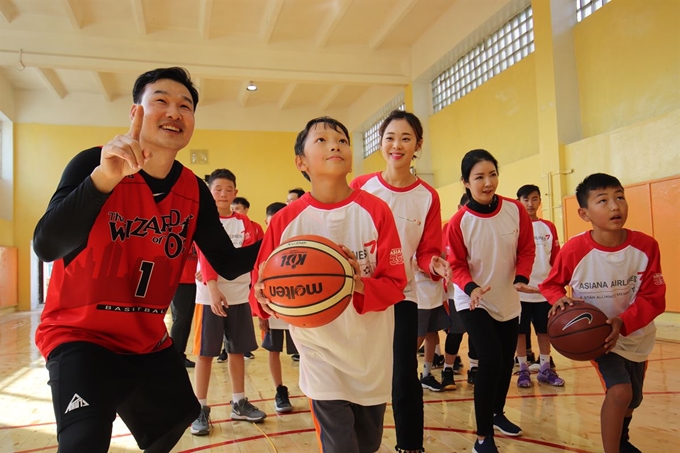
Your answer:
[192,304,258,357]
[448,300,466,335]
[310,399,386,453]
[417,305,449,337]
[594,352,647,409]
[262,329,298,355]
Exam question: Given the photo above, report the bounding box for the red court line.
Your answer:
[6,390,679,432]
[176,426,595,453]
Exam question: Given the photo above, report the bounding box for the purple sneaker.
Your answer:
[537,366,565,386]
[517,363,532,388]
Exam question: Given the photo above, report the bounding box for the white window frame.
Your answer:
[576,0,613,22]
[432,6,534,113]
[361,95,405,158]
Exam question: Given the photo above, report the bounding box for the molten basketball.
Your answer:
[547,301,612,361]
[261,235,355,328]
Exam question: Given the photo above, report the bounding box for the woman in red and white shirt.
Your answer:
[444,149,536,453]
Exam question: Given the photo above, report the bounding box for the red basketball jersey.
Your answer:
[36,168,200,357]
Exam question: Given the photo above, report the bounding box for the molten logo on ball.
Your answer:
[278,252,308,269]
[269,283,323,300]
[562,312,593,331]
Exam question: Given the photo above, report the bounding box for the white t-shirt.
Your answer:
[250,191,407,406]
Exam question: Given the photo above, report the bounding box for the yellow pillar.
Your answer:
[532,0,582,241]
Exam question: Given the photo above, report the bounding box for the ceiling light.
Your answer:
[246,81,257,91]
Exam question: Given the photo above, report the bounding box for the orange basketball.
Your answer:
[261,235,355,328]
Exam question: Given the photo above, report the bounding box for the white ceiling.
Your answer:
[0,0,518,130]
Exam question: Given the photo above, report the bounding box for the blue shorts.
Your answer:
[593,352,647,409]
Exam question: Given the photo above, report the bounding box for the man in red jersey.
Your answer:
[33,67,260,453]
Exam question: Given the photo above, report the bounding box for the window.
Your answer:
[361,95,405,158]
[576,0,612,22]
[432,7,534,113]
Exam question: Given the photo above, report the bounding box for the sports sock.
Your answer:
[540,354,551,369]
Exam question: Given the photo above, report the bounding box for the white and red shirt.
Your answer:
[522,219,560,303]
[350,173,442,303]
[250,191,407,406]
[196,212,255,306]
[445,196,535,321]
[539,230,666,362]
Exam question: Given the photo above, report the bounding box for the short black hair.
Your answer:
[294,117,350,182]
[207,168,236,187]
[266,202,287,217]
[459,193,470,207]
[575,173,624,208]
[460,149,499,198]
[288,188,305,198]
[232,197,249,209]
[132,67,199,110]
[517,184,541,200]
[378,110,424,146]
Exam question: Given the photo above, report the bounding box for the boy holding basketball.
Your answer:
[539,173,666,453]
[251,117,407,453]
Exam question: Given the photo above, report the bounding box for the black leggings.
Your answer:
[57,416,188,453]
[392,300,423,451]
[458,308,518,436]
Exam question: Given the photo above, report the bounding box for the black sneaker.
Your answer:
[453,356,463,375]
[526,351,536,364]
[275,385,293,413]
[184,357,196,368]
[244,351,255,359]
[291,354,300,362]
[493,413,522,436]
[441,368,457,390]
[620,439,642,453]
[467,366,478,385]
[550,355,556,370]
[432,353,445,368]
[217,349,228,363]
[472,436,498,453]
[418,346,425,356]
[420,373,443,392]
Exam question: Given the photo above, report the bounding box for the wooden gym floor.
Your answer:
[0,310,678,453]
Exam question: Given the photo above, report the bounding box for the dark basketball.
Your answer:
[547,301,612,361]
[261,235,355,328]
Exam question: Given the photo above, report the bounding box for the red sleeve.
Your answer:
[445,211,475,291]
[197,246,218,284]
[352,201,407,314]
[547,220,561,266]
[514,200,536,282]
[538,241,574,304]
[618,238,666,336]
[414,189,443,280]
[253,222,265,241]
[349,173,373,190]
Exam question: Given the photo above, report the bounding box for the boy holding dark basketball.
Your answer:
[251,117,407,453]
[539,173,666,453]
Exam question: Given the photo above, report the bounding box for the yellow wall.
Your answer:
[429,55,540,189]
[564,109,680,193]
[574,0,680,138]
[362,150,385,175]
[0,220,12,246]
[13,124,305,310]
